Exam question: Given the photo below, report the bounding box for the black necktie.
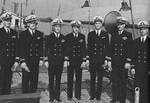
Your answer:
[142,37,144,43]
[74,34,77,37]
[96,31,99,36]
[57,34,59,38]
[31,30,35,36]
[7,29,10,34]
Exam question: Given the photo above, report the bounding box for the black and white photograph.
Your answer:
[0,0,150,103]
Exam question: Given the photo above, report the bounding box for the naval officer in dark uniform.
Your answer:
[109,17,133,103]
[65,20,86,101]
[87,16,109,101]
[131,21,150,103]
[44,18,67,102]
[20,14,43,93]
[0,12,19,95]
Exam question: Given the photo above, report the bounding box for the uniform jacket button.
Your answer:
[138,51,140,54]
[138,60,141,63]
[6,43,9,46]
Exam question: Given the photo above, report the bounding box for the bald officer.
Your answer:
[65,20,86,101]
[20,14,43,93]
[0,12,19,95]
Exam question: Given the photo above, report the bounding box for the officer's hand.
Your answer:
[81,61,86,68]
[102,60,108,68]
[124,63,131,69]
[107,61,112,71]
[63,61,69,68]
[85,60,89,68]
[21,62,30,72]
[39,60,44,66]
[11,62,19,71]
[131,68,135,75]
[44,61,49,68]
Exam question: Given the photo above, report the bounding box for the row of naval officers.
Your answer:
[0,12,149,103]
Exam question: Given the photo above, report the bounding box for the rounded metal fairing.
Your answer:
[104,11,122,34]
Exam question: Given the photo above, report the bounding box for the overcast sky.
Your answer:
[0,0,149,18]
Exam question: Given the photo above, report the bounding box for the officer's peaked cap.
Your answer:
[0,12,12,21]
[93,16,104,23]
[117,16,128,24]
[52,18,63,26]
[24,14,38,24]
[70,20,81,27]
[138,20,149,29]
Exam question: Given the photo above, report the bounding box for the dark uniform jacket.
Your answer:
[87,30,109,64]
[65,32,86,64]
[132,36,150,66]
[0,27,19,65]
[45,33,67,65]
[132,36,150,103]
[132,36,150,76]
[19,29,43,63]
[109,30,133,65]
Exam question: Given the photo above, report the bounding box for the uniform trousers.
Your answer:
[89,62,103,100]
[22,59,39,93]
[67,63,82,100]
[111,64,128,103]
[48,64,63,101]
[0,63,13,95]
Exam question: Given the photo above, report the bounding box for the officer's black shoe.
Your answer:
[68,97,72,100]
[55,98,62,102]
[49,99,54,103]
[111,100,116,103]
[96,97,101,101]
[75,96,81,100]
[89,97,95,100]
